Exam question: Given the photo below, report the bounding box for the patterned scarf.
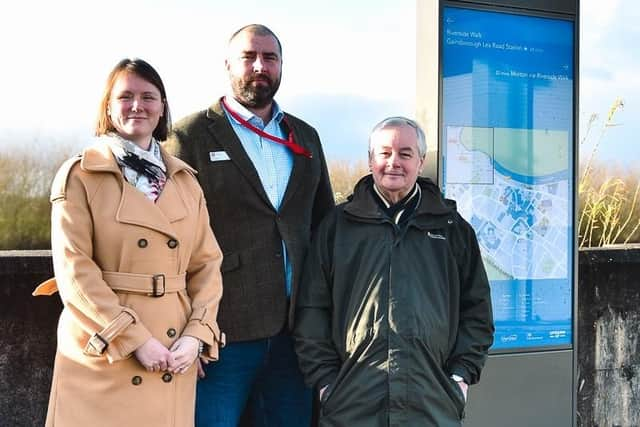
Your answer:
[104,134,167,202]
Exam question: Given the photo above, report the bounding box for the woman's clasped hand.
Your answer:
[134,336,201,374]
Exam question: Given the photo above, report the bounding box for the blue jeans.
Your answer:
[195,333,312,427]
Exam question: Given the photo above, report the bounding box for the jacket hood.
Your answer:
[343,174,455,221]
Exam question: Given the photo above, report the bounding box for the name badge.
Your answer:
[209,151,231,162]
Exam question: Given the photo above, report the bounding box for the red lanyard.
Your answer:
[221,96,312,158]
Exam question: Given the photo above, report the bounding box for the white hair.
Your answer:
[368,116,427,158]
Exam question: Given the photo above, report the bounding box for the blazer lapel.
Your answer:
[207,102,273,208]
[279,115,309,210]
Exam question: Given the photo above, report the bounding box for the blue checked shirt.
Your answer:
[223,96,294,296]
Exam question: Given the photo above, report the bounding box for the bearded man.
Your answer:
[165,24,334,427]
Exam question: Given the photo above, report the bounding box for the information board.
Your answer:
[441,6,574,351]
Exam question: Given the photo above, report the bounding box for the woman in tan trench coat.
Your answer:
[37,58,224,427]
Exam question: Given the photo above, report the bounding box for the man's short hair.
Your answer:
[229,24,282,56]
[368,116,427,158]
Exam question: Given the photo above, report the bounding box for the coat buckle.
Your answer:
[152,274,166,297]
[86,333,108,355]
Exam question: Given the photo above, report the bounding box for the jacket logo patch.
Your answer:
[427,231,446,240]
[209,151,231,162]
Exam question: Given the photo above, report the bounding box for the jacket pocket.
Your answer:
[412,338,466,420]
[319,382,334,409]
[446,376,466,417]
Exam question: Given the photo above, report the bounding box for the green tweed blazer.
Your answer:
[164,100,334,343]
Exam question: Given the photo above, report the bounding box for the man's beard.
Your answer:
[231,73,281,109]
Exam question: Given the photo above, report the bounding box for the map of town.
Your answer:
[445,126,570,281]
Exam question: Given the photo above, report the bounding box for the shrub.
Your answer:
[0,151,68,250]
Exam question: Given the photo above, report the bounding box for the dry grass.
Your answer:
[578,97,640,247]
[2,104,638,249]
[328,160,369,204]
[578,165,640,247]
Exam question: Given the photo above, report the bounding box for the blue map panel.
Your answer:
[441,7,574,351]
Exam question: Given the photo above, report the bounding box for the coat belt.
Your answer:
[102,271,186,297]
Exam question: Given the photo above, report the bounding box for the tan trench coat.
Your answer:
[41,141,224,427]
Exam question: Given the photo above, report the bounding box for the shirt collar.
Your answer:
[224,94,284,126]
[372,182,420,209]
[372,183,421,223]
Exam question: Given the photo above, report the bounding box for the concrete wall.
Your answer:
[0,251,58,427]
[1,248,639,426]
[577,247,640,427]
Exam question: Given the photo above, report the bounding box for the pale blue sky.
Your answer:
[579,0,639,169]
[0,0,636,166]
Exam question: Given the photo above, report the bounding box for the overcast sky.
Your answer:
[579,0,639,168]
[0,0,636,166]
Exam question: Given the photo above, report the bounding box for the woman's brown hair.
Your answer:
[95,58,171,141]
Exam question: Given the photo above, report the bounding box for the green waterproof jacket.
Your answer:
[294,175,494,427]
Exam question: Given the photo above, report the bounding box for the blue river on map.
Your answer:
[493,160,569,185]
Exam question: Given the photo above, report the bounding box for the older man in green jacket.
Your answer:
[294,117,494,427]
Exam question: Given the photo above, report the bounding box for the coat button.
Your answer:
[167,328,177,338]
[132,376,142,385]
[138,238,148,248]
[167,239,178,249]
[162,373,173,383]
